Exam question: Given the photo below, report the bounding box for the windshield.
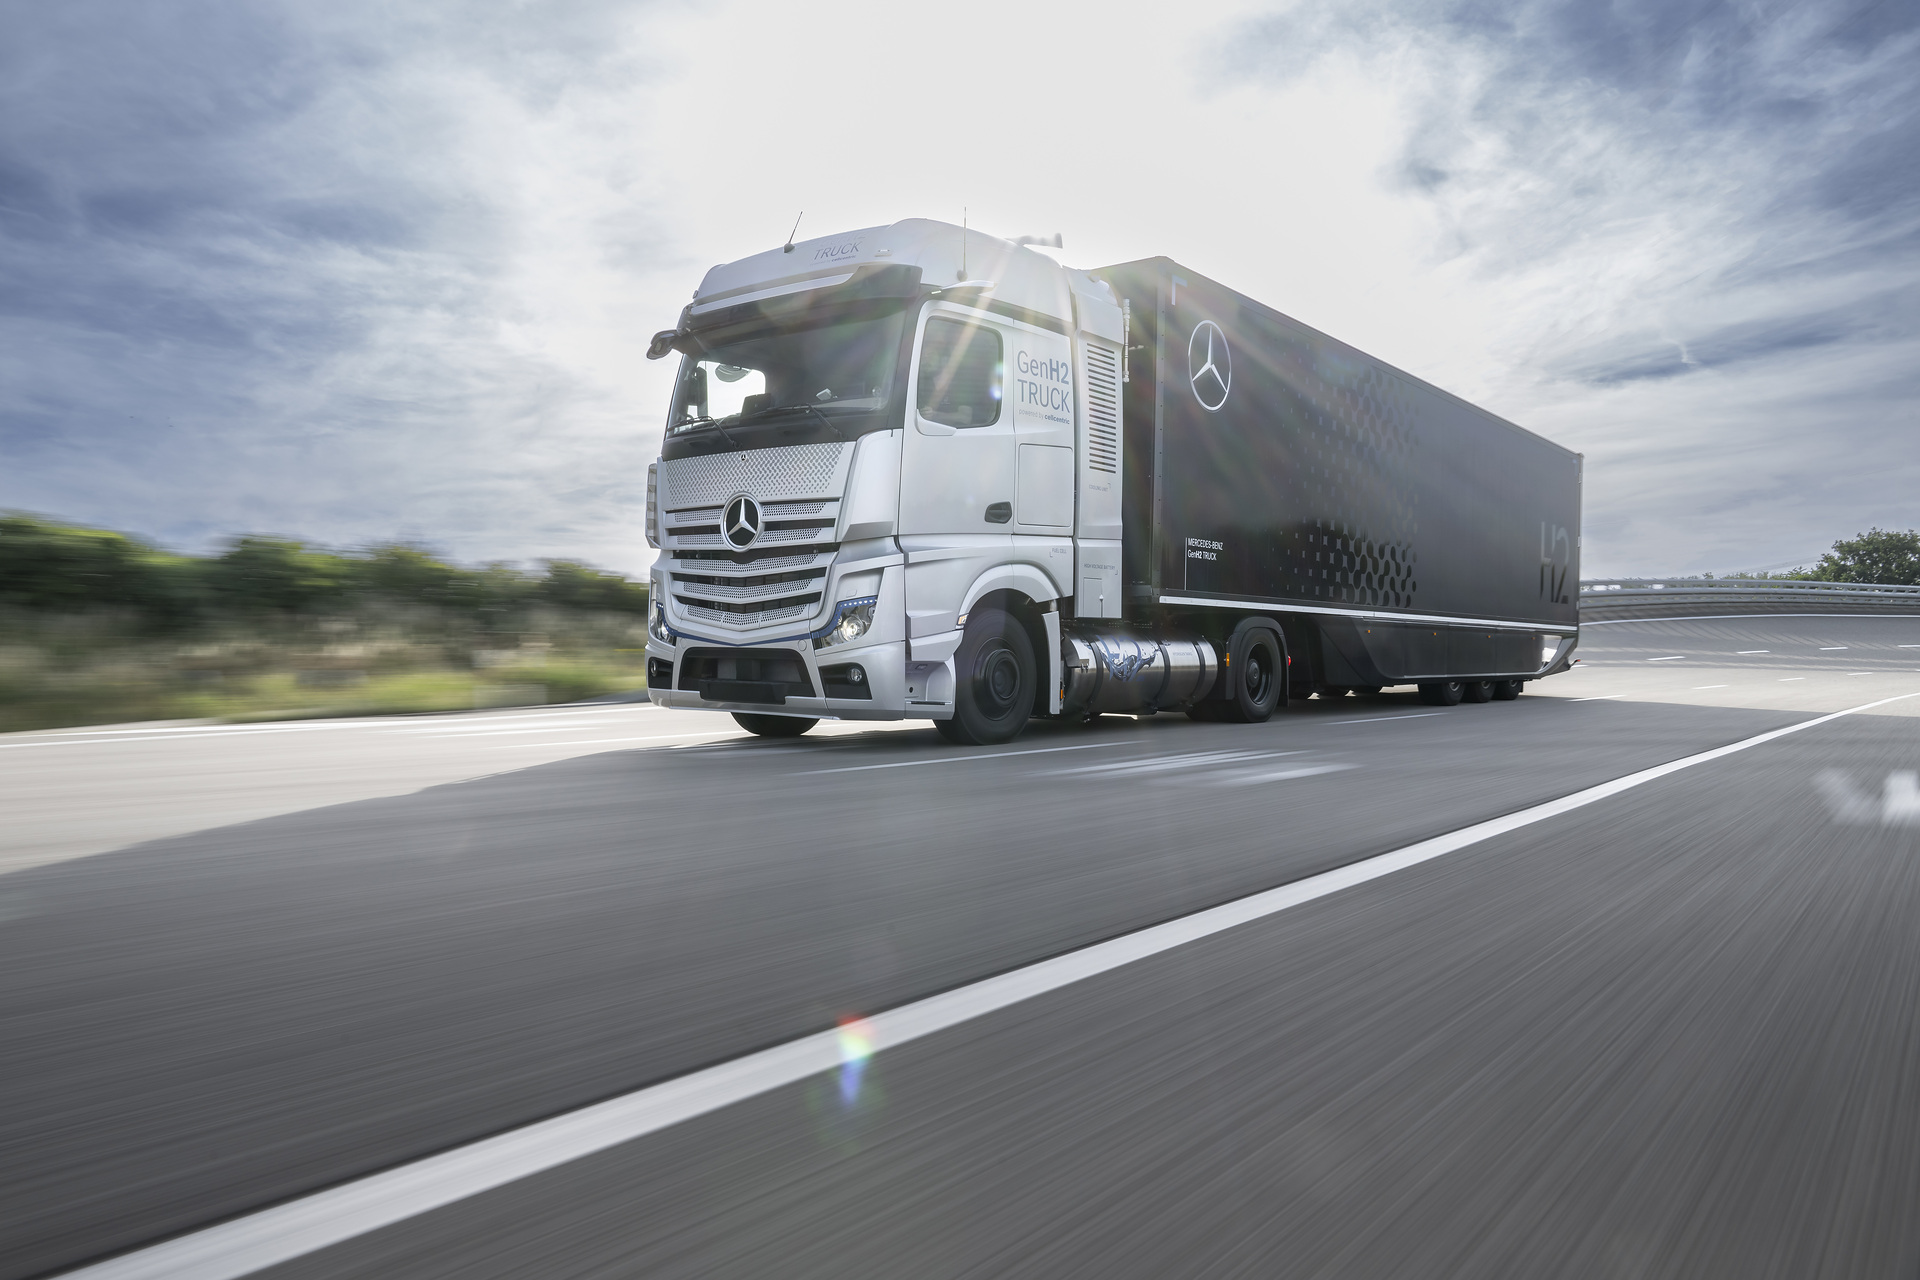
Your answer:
[666,309,907,447]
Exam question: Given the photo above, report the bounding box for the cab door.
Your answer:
[898,303,1014,641]
[1006,326,1075,534]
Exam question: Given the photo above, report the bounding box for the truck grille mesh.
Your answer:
[661,443,848,508]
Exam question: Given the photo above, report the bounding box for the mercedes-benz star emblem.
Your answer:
[723,494,763,549]
[1188,320,1231,412]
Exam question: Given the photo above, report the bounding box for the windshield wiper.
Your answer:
[739,402,848,440]
[673,414,744,450]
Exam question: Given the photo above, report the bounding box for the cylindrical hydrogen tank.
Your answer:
[1062,633,1218,716]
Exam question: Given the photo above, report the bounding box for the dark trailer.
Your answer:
[1094,257,1582,696]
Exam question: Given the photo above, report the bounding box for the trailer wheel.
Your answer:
[732,713,817,737]
[1224,628,1284,723]
[1419,680,1464,706]
[1491,679,1523,701]
[1462,679,1494,703]
[938,606,1036,745]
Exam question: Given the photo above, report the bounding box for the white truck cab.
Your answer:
[644,218,1130,743]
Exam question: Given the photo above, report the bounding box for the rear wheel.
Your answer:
[1462,679,1494,703]
[732,712,817,737]
[1224,627,1284,723]
[939,606,1036,745]
[1491,679,1523,701]
[1419,680,1465,706]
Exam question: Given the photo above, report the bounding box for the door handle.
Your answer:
[984,502,1012,524]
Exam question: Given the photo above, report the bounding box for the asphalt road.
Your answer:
[6,616,1920,1278]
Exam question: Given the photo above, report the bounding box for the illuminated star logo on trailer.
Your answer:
[1188,320,1231,411]
[723,494,763,549]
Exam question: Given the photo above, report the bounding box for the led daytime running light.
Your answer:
[814,596,879,649]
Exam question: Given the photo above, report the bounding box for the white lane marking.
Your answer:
[1847,672,1875,677]
[1572,695,1625,702]
[1647,655,1688,661]
[1737,650,1770,655]
[491,735,738,750]
[1817,771,1920,825]
[1327,712,1443,725]
[1780,677,1806,682]
[1203,762,1355,787]
[402,721,645,738]
[1693,685,1729,690]
[1820,646,1849,651]
[1045,749,1301,778]
[1902,645,1920,649]
[800,741,1122,774]
[0,707,655,750]
[66,687,1920,1280]
[1584,613,1920,625]
[0,724,402,750]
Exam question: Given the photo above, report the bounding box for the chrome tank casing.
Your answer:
[1061,632,1219,716]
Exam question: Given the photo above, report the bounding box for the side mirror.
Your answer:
[646,330,681,361]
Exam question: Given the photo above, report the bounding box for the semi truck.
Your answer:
[642,218,1581,744]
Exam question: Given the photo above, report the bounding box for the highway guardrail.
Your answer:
[1580,578,1920,622]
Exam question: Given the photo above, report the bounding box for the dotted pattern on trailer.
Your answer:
[662,442,849,509]
[1279,363,1418,611]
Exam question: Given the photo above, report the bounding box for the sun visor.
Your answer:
[687,263,924,333]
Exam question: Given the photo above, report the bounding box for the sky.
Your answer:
[1,0,1915,577]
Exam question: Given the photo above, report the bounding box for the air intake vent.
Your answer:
[1082,343,1120,474]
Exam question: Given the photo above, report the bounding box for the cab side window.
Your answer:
[917,317,1003,428]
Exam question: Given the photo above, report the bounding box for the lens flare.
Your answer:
[836,1016,874,1105]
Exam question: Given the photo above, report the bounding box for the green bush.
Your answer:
[0,511,654,730]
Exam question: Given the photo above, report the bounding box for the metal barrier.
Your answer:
[1580,577,1920,622]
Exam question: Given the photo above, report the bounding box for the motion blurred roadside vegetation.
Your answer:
[0,512,650,732]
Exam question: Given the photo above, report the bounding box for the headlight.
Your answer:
[814,597,878,650]
[648,597,673,643]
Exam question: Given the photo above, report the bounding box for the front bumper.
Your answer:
[646,638,921,720]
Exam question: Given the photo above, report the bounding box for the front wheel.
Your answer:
[733,712,817,737]
[939,606,1036,745]
[1418,680,1465,706]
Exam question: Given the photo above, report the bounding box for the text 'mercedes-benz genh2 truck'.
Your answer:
[642,219,1581,744]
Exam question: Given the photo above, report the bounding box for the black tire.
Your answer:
[1462,679,1494,703]
[732,712,817,737]
[1419,680,1464,706]
[1224,627,1284,723]
[1491,679,1523,701]
[942,606,1036,745]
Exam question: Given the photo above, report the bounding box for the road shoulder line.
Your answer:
[60,689,1920,1280]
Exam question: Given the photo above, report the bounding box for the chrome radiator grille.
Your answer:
[658,443,852,633]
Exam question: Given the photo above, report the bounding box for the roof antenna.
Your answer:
[782,211,804,254]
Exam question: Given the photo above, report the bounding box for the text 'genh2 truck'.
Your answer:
[642,219,1581,744]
